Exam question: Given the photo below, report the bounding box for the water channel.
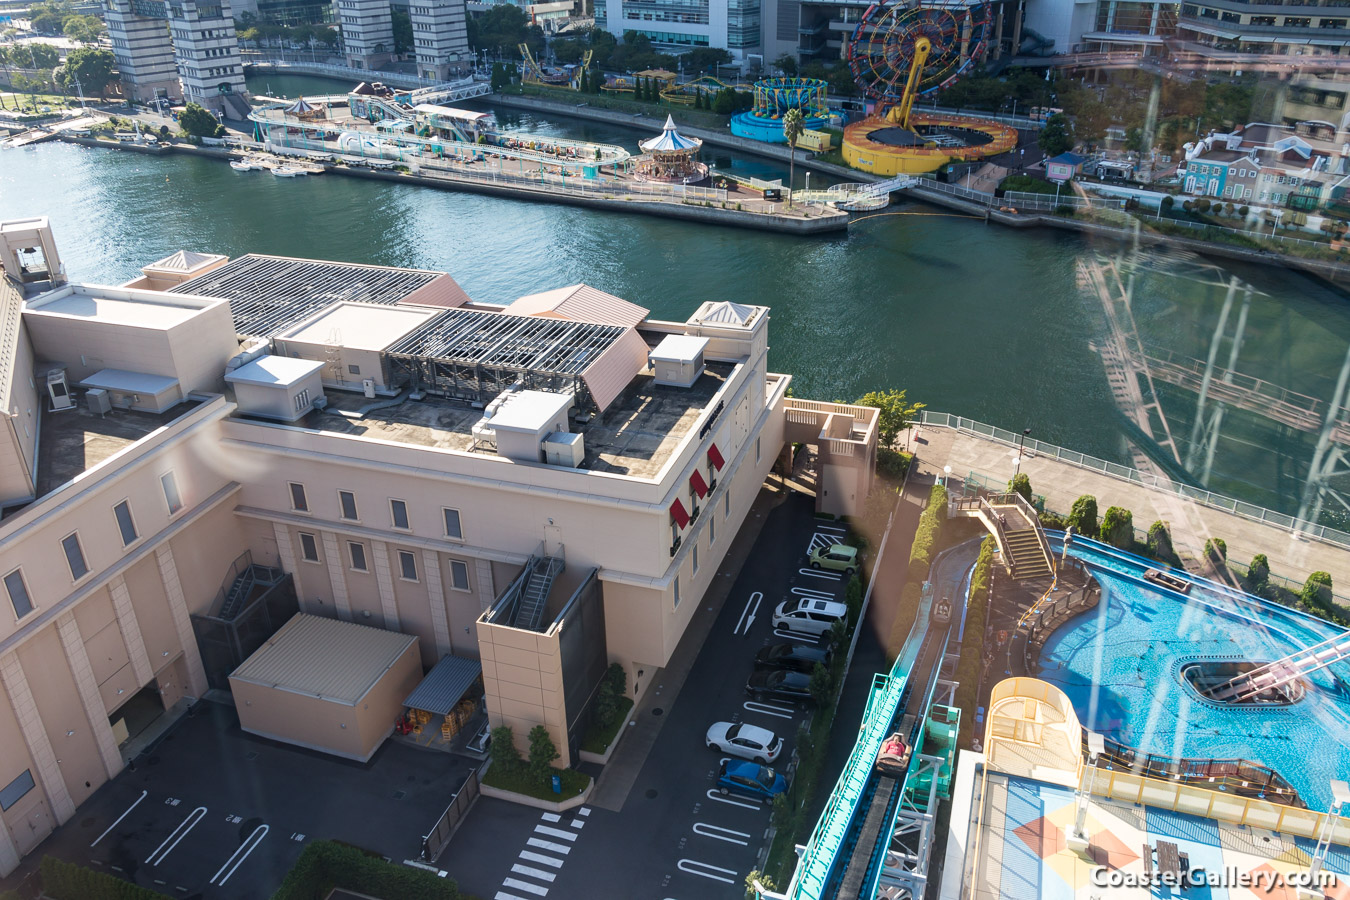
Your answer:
[3,72,1350,524]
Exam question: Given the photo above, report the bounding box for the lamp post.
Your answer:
[943,465,952,488]
[1013,427,1031,480]
[1308,779,1350,893]
[1067,731,1105,853]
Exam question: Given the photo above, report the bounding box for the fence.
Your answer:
[416,158,730,204]
[1150,214,1345,254]
[421,768,481,862]
[917,409,1350,551]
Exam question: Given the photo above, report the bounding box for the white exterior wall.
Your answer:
[410,0,470,80]
[0,329,39,507]
[103,0,181,102]
[337,0,396,68]
[1023,0,1096,53]
[169,0,247,115]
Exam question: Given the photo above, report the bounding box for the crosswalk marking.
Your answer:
[519,850,564,868]
[570,818,585,829]
[534,825,578,842]
[526,837,572,855]
[511,864,557,883]
[494,892,535,900]
[578,807,591,816]
[502,877,549,896]
[540,812,561,823]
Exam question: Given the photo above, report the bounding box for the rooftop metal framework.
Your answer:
[170,254,443,337]
[385,308,629,407]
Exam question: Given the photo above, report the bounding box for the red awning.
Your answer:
[690,470,709,498]
[670,498,690,529]
[708,443,725,471]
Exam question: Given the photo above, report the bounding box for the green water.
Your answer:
[3,72,1349,520]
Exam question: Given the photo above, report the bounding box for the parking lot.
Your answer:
[2,702,477,899]
[443,490,851,900]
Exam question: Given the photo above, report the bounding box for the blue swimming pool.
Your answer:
[1036,535,1350,812]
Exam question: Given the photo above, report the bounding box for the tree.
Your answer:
[1146,520,1174,562]
[1009,473,1032,503]
[1160,195,1175,217]
[684,47,731,75]
[1247,553,1270,595]
[16,43,60,70]
[783,106,804,208]
[711,86,736,115]
[808,662,833,707]
[1039,113,1074,157]
[773,53,797,76]
[854,388,924,449]
[62,14,104,44]
[1068,495,1099,538]
[60,47,115,100]
[491,724,521,770]
[179,102,223,139]
[527,724,560,783]
[1300,571,1333,615]
[391,7,413,55]
[1100,506,1134,550]
[1203,537,1227,566]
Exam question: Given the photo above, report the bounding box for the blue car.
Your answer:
[717,759,788,804]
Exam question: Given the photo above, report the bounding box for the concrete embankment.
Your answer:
[56,133,848,236]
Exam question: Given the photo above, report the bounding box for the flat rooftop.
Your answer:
[36,398,202,498]
[281,302,438,351]
[299,362,731,479]
[25,286,212,329]
[970,772,1350,900]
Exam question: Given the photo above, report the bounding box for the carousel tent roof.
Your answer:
[641,115,702,153]
[285,97,317,114]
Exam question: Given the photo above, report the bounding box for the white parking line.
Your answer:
[798,567,842,581]
[502,877,549,896]
[743,700,795,719]
[511,863,557,883]
[146,806,207,866]
[692,823,751,845]
[519,850,564,868]
[90,790,147,848]
[540,812,561,823]
[496,893,536,900]
[790,586,835,599]
[533,824,578,842]
[677,859,738,884]
[210,823,268,885]
[733,592,762,636]
[704,789,762,811]
[526,837,572,855]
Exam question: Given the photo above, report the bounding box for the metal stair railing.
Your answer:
[1206,632,1350,703]
[510,543,565,631]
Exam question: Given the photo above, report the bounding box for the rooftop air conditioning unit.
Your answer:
[86,388,112,416]
[46,369,74,411]
[362,378,376,399]
[542,431,584,468]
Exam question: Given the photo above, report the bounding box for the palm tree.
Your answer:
[783,107,804,208]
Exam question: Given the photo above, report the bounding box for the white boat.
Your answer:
[272,165,307,177]
[229,159,260,171]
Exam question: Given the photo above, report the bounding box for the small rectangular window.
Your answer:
[348,541,368,571]
[709,515,716,547]
[390,499,410,530]
[299,532,320,563]
[0,769,35,811]
[442,508,462,540]
[449,559,470,591]
[348,364,361,375]
[398,550,418,581]
[338,490,358,521]
[673,576,681,609]
[160,471,182,514]
[113,500,138,546]
[289,482,308,512]
[693,544,699,575]
[4,569,33,619]
[62,533,89,581]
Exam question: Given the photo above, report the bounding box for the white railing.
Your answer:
[918,409,1350,550]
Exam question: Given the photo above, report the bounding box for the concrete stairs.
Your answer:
[1001,527,1053,580]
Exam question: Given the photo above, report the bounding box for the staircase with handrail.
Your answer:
[949,490,1054,580]
[503,542,566,632]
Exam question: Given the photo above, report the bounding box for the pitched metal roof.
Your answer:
[583,328,650,412]
[508,283,648,328]
[402,654,482,716]
[229,613,417,706]
[690,300,758,326]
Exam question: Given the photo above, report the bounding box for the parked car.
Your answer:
[746,669,815,704]
[875,732,912,777]
[808,543,860,575]
[705,722,783,763]
[754,642,833,674]
[772,598,848,636]
[717,759,788,803]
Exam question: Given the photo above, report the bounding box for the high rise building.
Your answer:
[169,0,249,117]
[335,0,396,68]
[596,0,762,66]
[102,0,186,104]
[410,0,470,81]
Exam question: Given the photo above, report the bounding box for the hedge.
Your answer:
[954,536,996,750]
[270,841,467,900]
[40,857,171,900]
[908,483,948,581]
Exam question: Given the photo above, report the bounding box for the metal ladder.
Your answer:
[511,555,565,631]
[1206,632,1350,702]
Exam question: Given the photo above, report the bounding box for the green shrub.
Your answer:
[41,856,171,899]
[1039,510,1067,529]
[746,869,778,898]
[1068,495,1099,538]
[271,840,465,900]
[1101,506,1134,550]
[907,483,948,580]
[877,447,911,482]
[1203,537,1227,565]
[1247,553,1270,594]
[491,724,520,770]
[845,575,863,627]
[953,536,996,749]
[1009,473,1032,503]
[528,724,560,783]
[1301,571,1334,615]
[1146,520,1174,562]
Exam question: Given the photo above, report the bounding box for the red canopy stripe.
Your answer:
[670,498,690,529]
[708,443,725,471]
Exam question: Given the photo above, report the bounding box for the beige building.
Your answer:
[0,220,876,876]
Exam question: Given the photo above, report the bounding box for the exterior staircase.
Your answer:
[1000,527,1053,579]
[509,549,565,631]
[949,490,1055,580]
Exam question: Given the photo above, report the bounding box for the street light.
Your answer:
[1013,427,1031,479]
[1068,731,1106,853]
[943,465,952,488]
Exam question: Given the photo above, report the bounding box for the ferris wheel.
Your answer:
[846,2,991,104]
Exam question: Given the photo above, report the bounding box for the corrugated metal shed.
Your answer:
[509,284,649,329]
[402,655,482,716]
[230,613,417,706]
[583,328,649,412]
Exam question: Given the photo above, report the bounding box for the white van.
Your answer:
[772,598,848,636]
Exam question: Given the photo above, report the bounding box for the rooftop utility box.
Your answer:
[273,302,438,395]
[229,614,421,763]
[649,334,708,388]
[479,389,573,463]
[79,369,182,414]
[542,431,584,468]
[225,355,325,422]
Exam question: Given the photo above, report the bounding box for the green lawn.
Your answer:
[482,762,590,802]
[580,697,633,755]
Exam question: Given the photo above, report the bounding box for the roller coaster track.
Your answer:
[658,75,751,104]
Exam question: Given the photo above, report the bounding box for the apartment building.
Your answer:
[409,0,471,80]
[0,220,876,876]
[335,0,396,68]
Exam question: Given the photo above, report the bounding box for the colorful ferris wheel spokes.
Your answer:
[847,2,991,103]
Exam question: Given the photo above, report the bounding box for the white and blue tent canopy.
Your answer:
[641,115,702,153]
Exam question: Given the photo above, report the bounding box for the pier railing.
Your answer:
[417,158,732,204]
[918,409,1350,551]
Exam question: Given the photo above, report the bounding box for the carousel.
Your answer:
[283,97,326,122]
[636,115,709,185]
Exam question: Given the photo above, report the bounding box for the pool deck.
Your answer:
[970,771,1350,900]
